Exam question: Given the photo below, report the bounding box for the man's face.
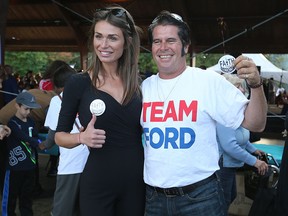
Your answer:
[151,25,188,79]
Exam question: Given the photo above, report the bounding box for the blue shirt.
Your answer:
[7,116,39,170]
[216,124,257,168]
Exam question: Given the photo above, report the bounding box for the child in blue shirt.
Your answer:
[2,91,42,216]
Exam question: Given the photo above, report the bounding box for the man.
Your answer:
[140,11,267,216]
[39,64,89,216]
[2,65,19,105]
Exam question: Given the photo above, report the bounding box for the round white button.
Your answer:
[89,99,106,116]
[218,55,235,73]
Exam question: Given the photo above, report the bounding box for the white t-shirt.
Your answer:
[141,67,249,188]
[45,93,89,175]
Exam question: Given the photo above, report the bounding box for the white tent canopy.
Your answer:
[208,53,288,84]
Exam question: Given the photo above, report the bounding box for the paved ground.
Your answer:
[32,154,56,216]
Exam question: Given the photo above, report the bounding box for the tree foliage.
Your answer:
[266,54,288,70]
[4,52,81,76]
[193,53,223,68]
[4,51,288,78]
[5,52,48,76]
[138,53,157,74]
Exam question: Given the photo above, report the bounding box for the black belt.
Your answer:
[148,173,216,197]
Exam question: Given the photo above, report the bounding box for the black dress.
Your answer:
[57,73,145,216]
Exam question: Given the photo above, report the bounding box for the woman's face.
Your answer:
[93,20,125,64]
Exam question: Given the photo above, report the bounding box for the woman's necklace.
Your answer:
[157,71,184,102]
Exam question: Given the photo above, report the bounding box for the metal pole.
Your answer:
[51,0,92,23]
[200,8,288,55]
[0,90,18,96]
[51,0,152,53]
[0,35,2,65]
[51,1,287,56]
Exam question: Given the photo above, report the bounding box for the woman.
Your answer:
[55,6,144,216]
[216,73,269,213]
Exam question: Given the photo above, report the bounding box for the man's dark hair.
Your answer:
[52,64,76,88]
[43,60,69,80]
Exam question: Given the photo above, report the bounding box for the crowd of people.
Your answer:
[1,66,43,104]
[0,5,287,216]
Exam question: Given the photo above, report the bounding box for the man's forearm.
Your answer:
[242,87,267,132]
[42,129,56,149]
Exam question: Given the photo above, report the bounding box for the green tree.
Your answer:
[5,52,49,76]
[193,53,223,68]
[45,52,81,71]
[138,53,157,74]
[4,51,82,76]
[266,54,288,71]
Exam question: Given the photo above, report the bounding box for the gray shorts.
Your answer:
[52,173,81,216]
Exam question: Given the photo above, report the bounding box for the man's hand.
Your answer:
[38,142,46,150]
[234,55,261,86]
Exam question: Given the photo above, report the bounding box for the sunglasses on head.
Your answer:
[152,13,183,24]
[95,8,134,34]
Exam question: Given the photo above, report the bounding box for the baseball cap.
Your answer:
[16,91,41,109]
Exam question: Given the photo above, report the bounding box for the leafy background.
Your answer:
[4,51,288,77]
